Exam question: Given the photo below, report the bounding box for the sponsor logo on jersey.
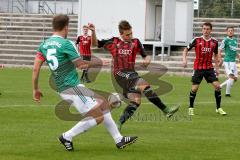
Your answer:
[118,49,132,55]
[201,47,211,53]
[229,45,237,51]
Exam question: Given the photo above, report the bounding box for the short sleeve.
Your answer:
[35,51,46,62]
[98,38,115,48]
[219,39,225,50]
[75,36,80,45]
[64,40,81,61]
[187,38,197,51]
[36,43,46,62]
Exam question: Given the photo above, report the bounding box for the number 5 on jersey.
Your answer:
[47,49,59,71]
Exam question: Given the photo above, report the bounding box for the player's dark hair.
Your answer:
[118,20,132,34]
[226,26,234,30]
[52,14,69,31]
[202,22,212,30]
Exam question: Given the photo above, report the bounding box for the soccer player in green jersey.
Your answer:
[32,14,137,151]
[219,26,240,97]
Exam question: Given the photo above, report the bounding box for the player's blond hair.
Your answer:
[82,25,88,29]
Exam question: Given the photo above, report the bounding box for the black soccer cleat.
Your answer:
[225,94,231,97]
[116,136,138,149]
[164,104,180,118]
[58,135,74,151]
[85,78,91,83]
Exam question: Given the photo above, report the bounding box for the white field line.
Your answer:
[0,104,55,108]
[142,101,240,105]
[1,101,240,108]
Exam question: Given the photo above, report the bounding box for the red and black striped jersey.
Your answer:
[187,36,218,70]
[76,35,91,56]
[98,37,146,76]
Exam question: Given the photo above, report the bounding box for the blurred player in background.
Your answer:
[76,25,92,83]
[219,26,240,97]
[32,15,137,151]
[91,20,179,130]
[183,22,227,116]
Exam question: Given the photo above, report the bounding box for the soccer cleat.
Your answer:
[116,136,138,149]
[164,105,180,118]
[85,78,91,83]
[188,108,194,116]
[225,94,231,97]
[58,135,74,151]
[216,108,227,115]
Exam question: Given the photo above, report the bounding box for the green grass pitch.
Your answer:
[0,68,240,160]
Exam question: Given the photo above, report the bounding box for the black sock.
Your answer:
[85,69,90,80]
[215,90,221,109]
[143,86,167,111]
[189,90,196,108]
[81,70,87,80]
[119,101,139,124]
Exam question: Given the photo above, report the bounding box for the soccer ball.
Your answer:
[108,92,122,108]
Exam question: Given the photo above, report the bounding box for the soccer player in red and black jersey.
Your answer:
[183,22,227,116]
[76,25,92,83]
[90,20,179,129]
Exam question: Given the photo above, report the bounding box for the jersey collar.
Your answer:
[52,35,64,38]
[119,37,133,43]
[201,35,212,41]
[226,36,234,40]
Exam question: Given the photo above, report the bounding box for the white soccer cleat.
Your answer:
[188,108,194,116]
[216,108,227,116]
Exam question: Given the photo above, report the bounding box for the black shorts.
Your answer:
[82,55,91,61]
[191,69,218,85]
[115,71,141,98]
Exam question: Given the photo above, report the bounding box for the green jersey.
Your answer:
[38,35,81,92]
[220,36,238,62]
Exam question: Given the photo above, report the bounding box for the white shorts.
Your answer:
[224,62,238,77]
[59,84,98,116]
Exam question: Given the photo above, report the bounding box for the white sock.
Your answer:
[63,117,97,141]
[220,80,228,88]
[226,79,234,95]
[103,111,123,144]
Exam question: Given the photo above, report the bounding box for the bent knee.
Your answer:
[136,81,150,91]
[95,115,104,124]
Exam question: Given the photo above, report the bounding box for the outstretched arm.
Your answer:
[32,54,44,103]
[214,53,220,76]
[89,23,98,47]
[218,48,223,67]
[182,48,189,68]
[142,56,151,67]
[183,38,196,68]
[73,56,109,69]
